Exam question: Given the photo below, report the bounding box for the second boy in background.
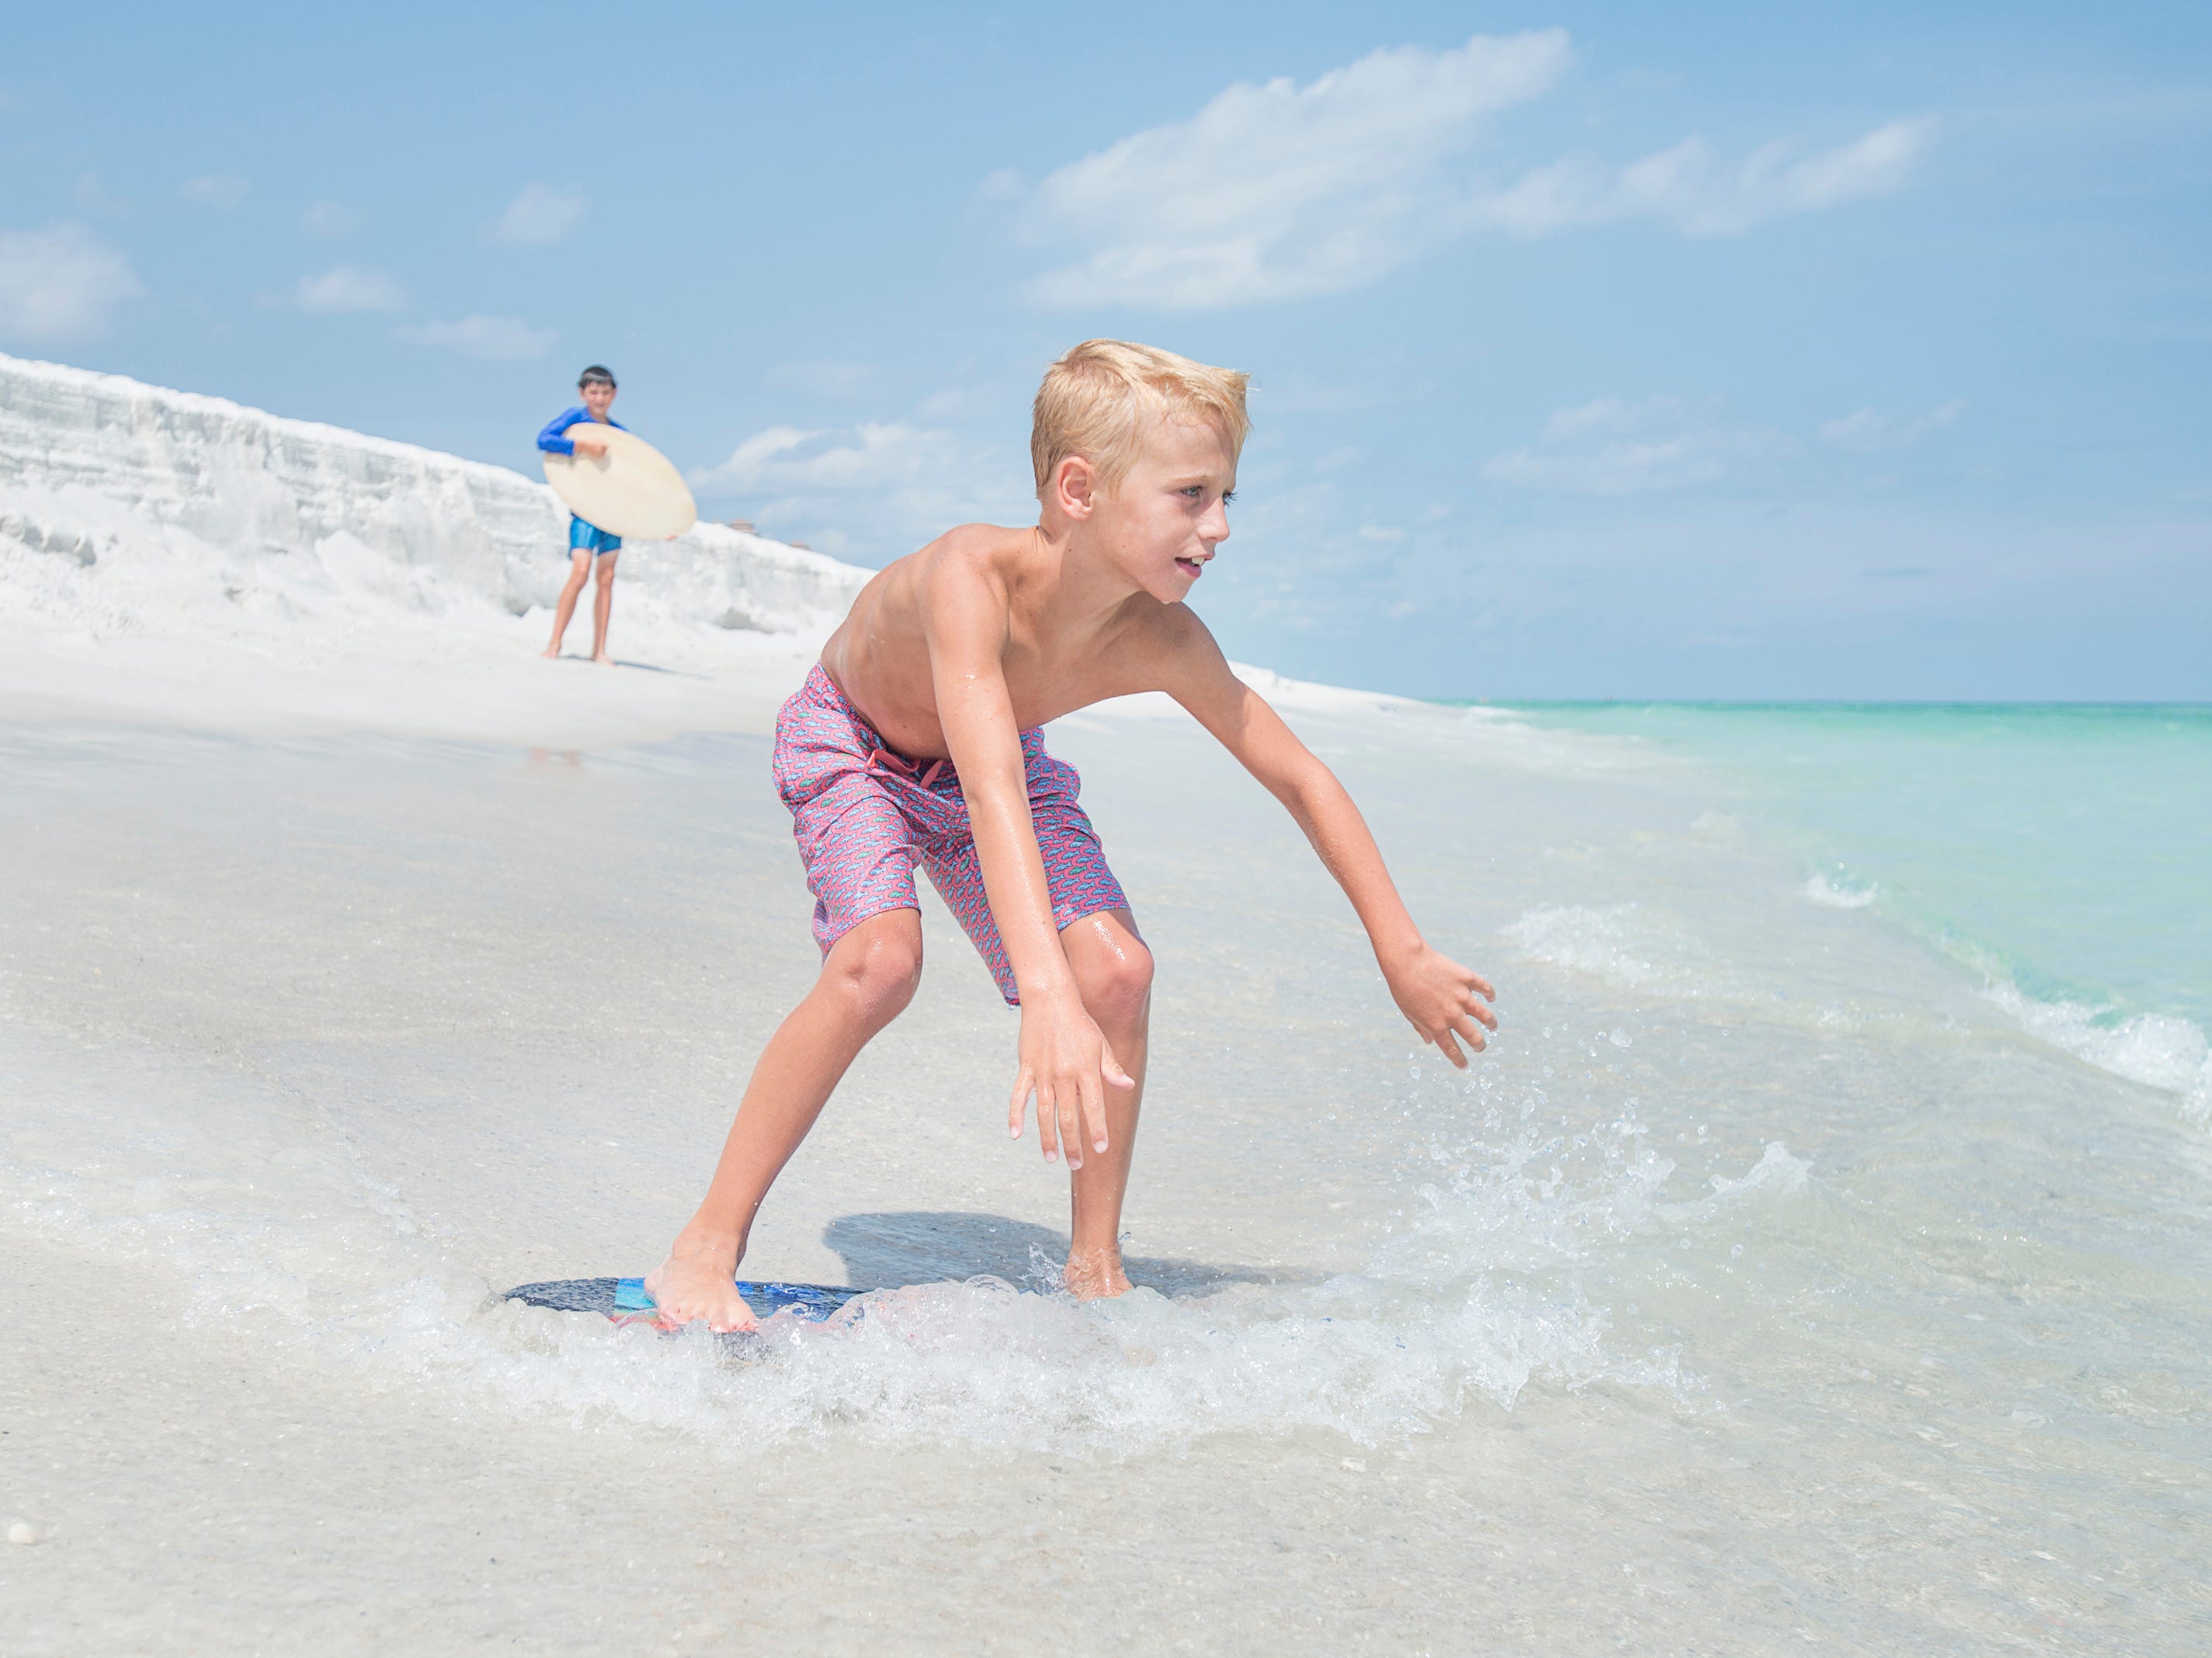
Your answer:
[537,365,624,664]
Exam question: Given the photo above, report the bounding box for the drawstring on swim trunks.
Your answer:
[866,747,947,791]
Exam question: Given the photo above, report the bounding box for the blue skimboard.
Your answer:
[504,1276,859,1326]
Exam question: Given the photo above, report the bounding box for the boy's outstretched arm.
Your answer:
[1158,617,1498,1065]
[920,550,1135,1163]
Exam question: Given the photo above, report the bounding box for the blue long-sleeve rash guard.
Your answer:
[537,406,627,457]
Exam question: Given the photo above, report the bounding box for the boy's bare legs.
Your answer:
[648,904,1145,1324]
[540,549,592,657]
[646,908,924,1330]
[1057,907,1153,1299]
[589,550,618,664]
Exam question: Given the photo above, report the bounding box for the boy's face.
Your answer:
[1087,418,1236,604]
[581,380,616,418]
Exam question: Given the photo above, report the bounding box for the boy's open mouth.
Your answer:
[1175,557,1204,578]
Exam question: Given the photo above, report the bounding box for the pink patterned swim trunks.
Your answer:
[773,663,1128,1004]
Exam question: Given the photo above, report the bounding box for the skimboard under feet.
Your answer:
[504,1277,860,1326]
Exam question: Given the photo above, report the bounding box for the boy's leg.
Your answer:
[646,907,923,1331]
[1057,907,1153,1298]
[589,550,618,664]
[920,732,1140,1296]
[541,549,592,656]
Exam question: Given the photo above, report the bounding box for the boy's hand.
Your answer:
[1385,945,1498,1068]
[1008,990,1134,1168]
[572,431,609,458]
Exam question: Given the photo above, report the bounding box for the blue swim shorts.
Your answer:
[568,517,621,556]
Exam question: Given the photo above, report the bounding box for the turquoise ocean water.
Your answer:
[1495,702,2212,1113]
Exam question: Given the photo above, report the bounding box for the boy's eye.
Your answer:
[1222,490,1236,505]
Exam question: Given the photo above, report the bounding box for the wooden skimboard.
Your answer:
[542,425,698,540]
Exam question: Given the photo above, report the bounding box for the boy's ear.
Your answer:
[1054,456,1097,520]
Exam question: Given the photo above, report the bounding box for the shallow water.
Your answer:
[1502,701,2212,1119]
[3,699,2208,1652]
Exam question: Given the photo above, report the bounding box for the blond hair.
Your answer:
[1031,339,1251,497]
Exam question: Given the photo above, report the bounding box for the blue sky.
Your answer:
[3,2,2207,699]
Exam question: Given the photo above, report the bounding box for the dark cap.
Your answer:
[578,365,616,389]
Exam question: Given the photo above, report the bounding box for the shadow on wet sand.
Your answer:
[822,1210,1318,1298]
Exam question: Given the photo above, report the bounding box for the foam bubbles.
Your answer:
[1982,980,2212,1125]
[1802,870,1878,909]
[1500,902,1741,999]
[1502,904,1666,990]
[2,1046,1727,1458]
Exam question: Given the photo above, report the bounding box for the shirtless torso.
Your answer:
[821,522,1200,758]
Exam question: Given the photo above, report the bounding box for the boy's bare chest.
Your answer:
[830,554,1162,754]
[842,633,1142,759]
[938,658,1118,745]
[996,667,1103,731]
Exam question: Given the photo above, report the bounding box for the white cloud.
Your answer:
[484,183,588,246]
[180,173,249,210]
[691,420,1030,560]
[397,314,557,360]
[1010,29,1572,308]
[1483,396,1796,495]
[0,222,143,342]
[998,29,1936,309]
[1471,117,1939,238]
[695,421,966,494]
[294,265,405,313]
[1818,398,1967,451]
[301,200,364,239]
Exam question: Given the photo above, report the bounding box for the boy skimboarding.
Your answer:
[538,365,624,664]
[648,340,1497,1331]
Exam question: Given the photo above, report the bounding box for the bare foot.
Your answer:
[540,643,561,658]
[1063,1247,1131,1300]
[644,1240,758,1333]
[592,650,616,667]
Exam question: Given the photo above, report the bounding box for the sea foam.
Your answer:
[1981,980,2212,1126]
[2,1034,1742,1458]
[1802,870,1879,909]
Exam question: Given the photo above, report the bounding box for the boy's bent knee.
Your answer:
[1077,931,1153,1025]
[828,914,924,1025]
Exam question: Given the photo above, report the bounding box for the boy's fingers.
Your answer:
[1467,993,1499,1029]
[1057,1080,1086,1170]
[1435,1028,1470,1070]
[1051,1084,1075,1166]
[1100,1041,1135,1091]
[1037,1082,1061,1162]
[1008,1068,1033,1138]
[1078,1070,1109,1157]
[1470,973,1497,1002]
[1451,1012,1489,1053]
